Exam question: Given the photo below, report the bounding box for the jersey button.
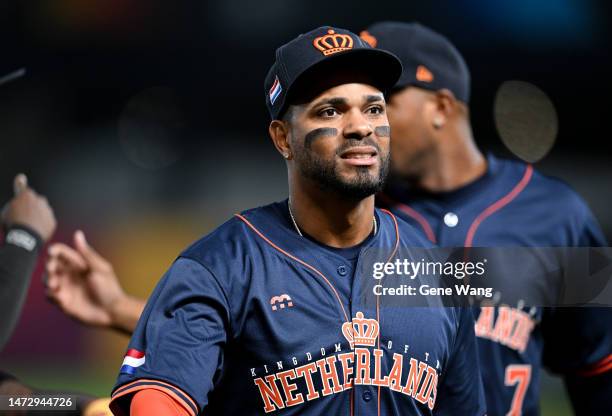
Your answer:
[443,212,459,227]
[337,265,348,276]
[362,391,372,402]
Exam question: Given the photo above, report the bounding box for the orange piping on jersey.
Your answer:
[378,193,437,243]
[376,209,400,416]
[464,165,533,247]
[235,214,350,323]
[379,208,401,262]
[578,353,612,377]
[110,379,197,416]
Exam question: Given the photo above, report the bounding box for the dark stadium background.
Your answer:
[1,1,610,414]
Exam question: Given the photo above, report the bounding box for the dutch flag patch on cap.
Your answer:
[269,76,282,105]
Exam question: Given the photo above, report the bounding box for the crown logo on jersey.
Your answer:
[342,311,379,349]
[313,29,354,56]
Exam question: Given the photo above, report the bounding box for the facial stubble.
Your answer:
[294,128,390,200]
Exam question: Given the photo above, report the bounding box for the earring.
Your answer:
[433,117,443,129]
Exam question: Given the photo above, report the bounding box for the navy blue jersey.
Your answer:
[110,200,485,416]
[379,154,611,415]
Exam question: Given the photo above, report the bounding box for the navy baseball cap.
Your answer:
[361,22,470,103]
[264,26,402,120]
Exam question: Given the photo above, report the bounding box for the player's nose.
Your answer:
[342,109,373,140]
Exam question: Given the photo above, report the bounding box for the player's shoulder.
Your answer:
[493,154,606,244]
[180,200,288,265]
[493,154,589,211]
[531,169,588,209]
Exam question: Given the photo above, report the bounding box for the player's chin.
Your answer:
[338,164,378,181]
[339,166,384,186]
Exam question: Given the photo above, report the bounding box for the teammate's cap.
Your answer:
[264,26,402,120]
[361,22,470,103]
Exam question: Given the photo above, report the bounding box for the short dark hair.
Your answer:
[281,106,294,123]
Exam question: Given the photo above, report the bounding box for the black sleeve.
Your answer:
[0,225,43,351]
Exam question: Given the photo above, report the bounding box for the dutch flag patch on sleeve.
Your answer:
[120,349,145,375]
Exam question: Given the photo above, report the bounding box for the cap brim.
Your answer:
[286,48,403,108]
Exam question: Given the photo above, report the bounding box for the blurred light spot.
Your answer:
[118,87,185,170]
[494,80,558,163]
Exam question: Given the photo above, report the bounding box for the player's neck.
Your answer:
[415,130,486,193]
[288,186,376,248]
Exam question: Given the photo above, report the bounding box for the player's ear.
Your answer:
[268,119,293,160]
[430,88,457,130]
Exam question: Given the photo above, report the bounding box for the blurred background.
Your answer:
[1,1,610,414]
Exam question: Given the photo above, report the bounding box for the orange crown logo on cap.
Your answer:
[416,65,434,83]
[313,29,354,56]
[342,311,379,349]
[359,30,377,48]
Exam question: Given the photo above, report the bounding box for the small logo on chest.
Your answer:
[270,294,294,311]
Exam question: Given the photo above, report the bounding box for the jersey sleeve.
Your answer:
[542,307,612,374]
[555,180,608,246]
[433,307,486,415]
[109,257,230,416]
[575,200,608,247]
[541,306,612,414]
[542,190,611,412]
[542,186,611,371]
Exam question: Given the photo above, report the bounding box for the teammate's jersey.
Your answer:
[110,200,486,416]
[379,153,611,415]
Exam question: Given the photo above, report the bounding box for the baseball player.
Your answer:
[362,21,611,415]
[108,27,485,416]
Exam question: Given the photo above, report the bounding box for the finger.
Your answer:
[44,266,67,296]
[45,258,64,287]
[49,243,88,271]
[45,257,57,274]
[46,274,60,291]
[44,261,62,290]
[46,284,68,307]
[13,173,28,195]
[74,230,110,270]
